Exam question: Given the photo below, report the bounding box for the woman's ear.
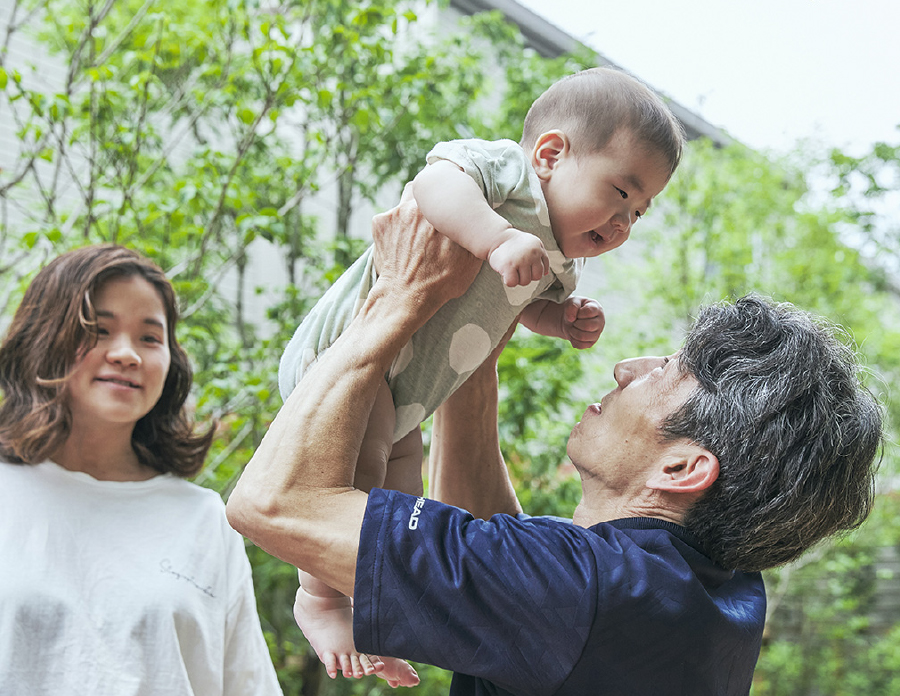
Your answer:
[530,130,570,181]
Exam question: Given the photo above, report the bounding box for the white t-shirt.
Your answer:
[0,460,283,696]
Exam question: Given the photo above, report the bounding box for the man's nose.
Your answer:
[613,356,665,387]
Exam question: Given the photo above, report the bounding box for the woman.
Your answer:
[0,245,282,695]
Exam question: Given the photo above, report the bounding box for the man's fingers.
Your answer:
[372,197,481,303]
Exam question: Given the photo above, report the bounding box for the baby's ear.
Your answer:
[530,130,569,181]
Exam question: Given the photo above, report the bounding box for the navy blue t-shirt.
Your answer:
[354,489,765,696]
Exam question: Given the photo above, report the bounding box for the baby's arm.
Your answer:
[519,296,605,349]
[413,160,549,287]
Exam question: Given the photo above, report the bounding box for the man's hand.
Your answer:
[372,185,482,315]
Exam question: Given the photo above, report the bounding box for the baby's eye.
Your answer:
[615,187,628,200]
[635,210,643,220]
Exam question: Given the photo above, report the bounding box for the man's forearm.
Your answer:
[226,197,482,597]
[226,284,420,595]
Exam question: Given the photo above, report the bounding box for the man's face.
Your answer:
[567,354,699,490]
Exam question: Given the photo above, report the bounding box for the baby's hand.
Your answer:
[488,229,550,287]
[561,296,605,349]
[519,297,605,349]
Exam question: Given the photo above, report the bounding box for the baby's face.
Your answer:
[542,129,671,259]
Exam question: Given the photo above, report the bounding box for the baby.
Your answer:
[278,67,686,684]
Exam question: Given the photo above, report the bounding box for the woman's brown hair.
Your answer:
[0,244,214,477]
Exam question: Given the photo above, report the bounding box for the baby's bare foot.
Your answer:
[376,656,420,688]
[293,585,380,679]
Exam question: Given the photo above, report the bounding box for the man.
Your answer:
[227,197,882,695]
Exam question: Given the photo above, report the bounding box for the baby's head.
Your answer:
[521,68,686,259]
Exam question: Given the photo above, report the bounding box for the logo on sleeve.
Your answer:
[408,496,426,530]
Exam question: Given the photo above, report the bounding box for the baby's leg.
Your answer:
[369,425,424,688]
[351,378,396,493]
[355,383,421,687]
[383,426,424,496]
[294,380,419,687]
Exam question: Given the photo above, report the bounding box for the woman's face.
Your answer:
[65,275,171,431]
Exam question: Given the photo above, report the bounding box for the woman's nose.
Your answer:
[106,336,140,366]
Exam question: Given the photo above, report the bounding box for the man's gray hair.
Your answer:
[663,295,883,572]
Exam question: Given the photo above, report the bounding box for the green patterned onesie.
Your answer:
[278,138,582,441]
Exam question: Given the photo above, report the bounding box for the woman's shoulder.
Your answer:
[0,458,47,479]
[160,475,226,505]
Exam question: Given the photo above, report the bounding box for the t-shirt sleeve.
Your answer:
[220,512,284,696]
[353,489,597,695]
[426,139,531,212]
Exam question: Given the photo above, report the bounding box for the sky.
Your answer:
[515,0,900,156]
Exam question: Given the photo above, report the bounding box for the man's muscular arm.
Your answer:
[227,195,481,596]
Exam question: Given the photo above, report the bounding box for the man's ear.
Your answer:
[530,130,569,181]
[646,446,719,493]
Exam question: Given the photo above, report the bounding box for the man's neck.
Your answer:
[572,492,686,529]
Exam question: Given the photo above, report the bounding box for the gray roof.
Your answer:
[450,0,733,146]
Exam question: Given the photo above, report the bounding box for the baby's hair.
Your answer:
[521,67,686,178]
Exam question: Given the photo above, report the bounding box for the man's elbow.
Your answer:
[225,482,274,544]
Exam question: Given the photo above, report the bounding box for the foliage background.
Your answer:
[1,1,899,694]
